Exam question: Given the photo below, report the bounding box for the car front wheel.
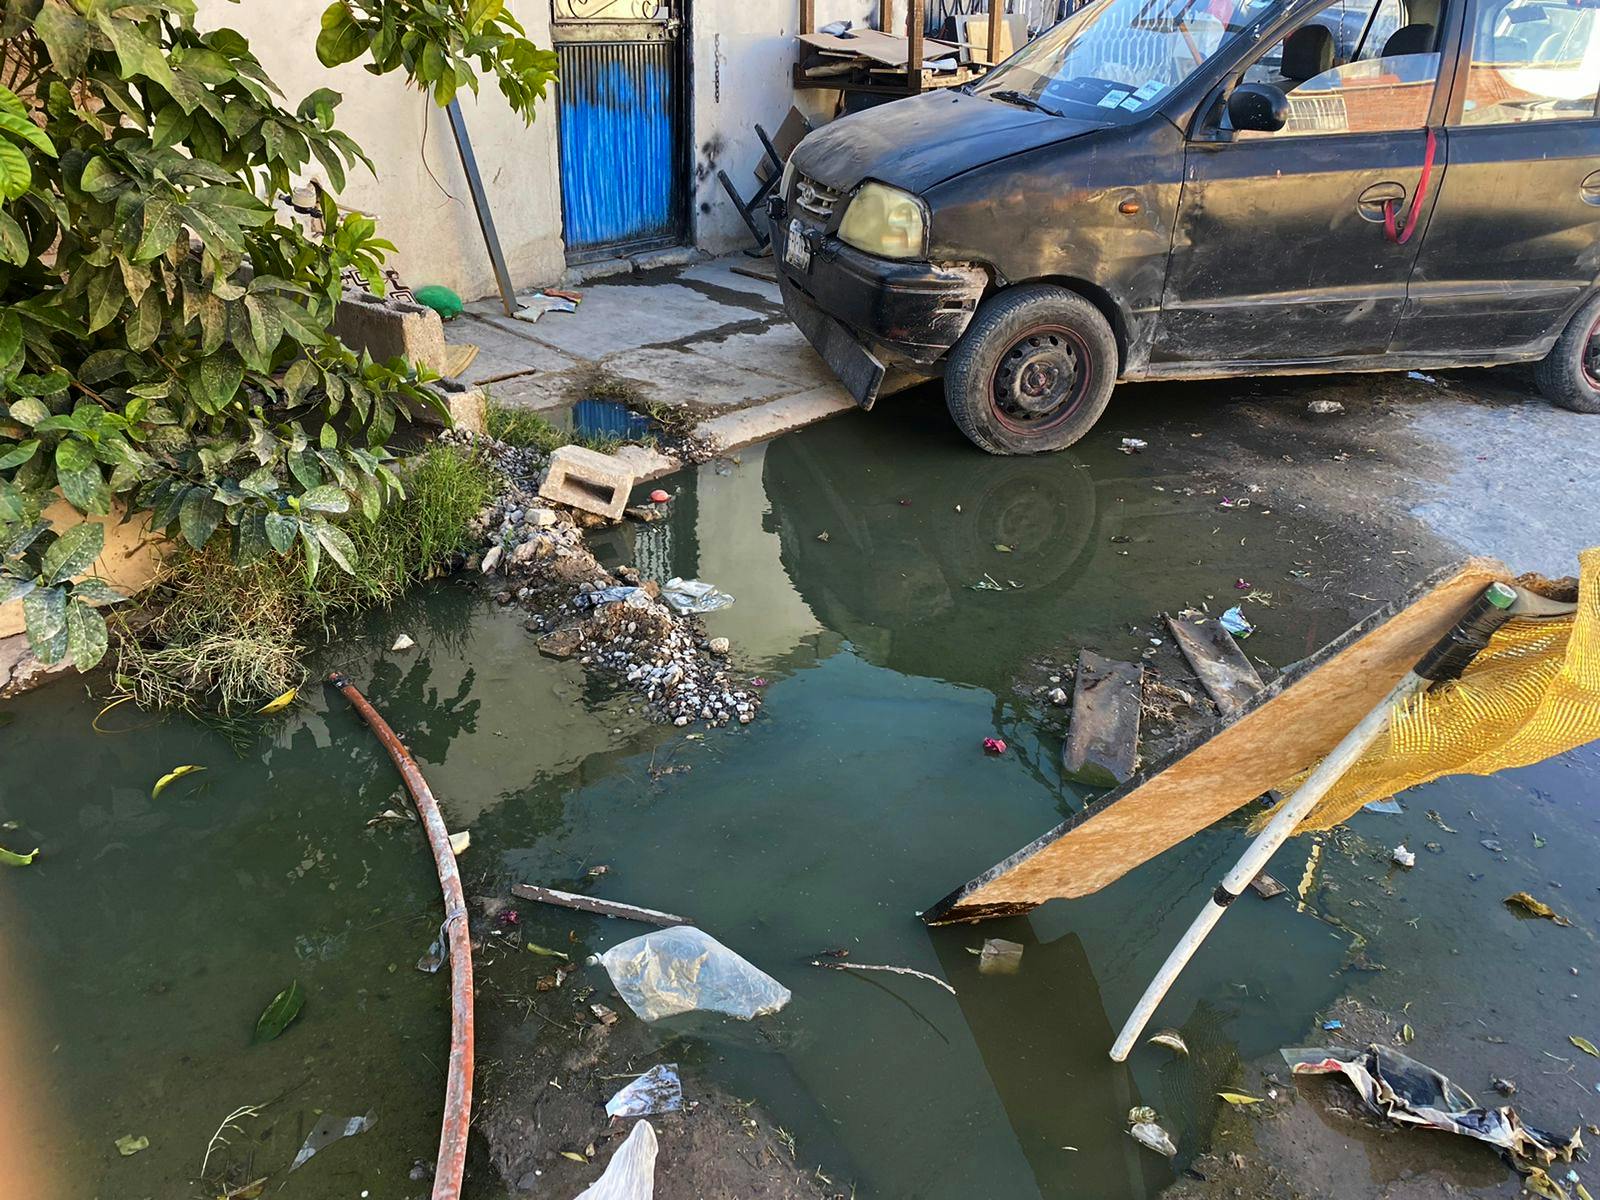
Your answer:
[944,285,1119,455]
[1535,292,1600,415]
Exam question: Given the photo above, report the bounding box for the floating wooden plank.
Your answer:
[1167,614,1266,721]
[511,883,688,927]
[923,559,1508,924]
[1062,651,1143,788]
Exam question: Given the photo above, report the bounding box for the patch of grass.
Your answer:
[114,443,496,716]
[486,401,569,455]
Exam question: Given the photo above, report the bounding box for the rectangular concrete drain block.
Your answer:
[538,445,636,521]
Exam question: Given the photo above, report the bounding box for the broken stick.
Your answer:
[809,959,957,996]
[511,883,689,928]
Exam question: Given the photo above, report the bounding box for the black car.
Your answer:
[772,0,1600,453]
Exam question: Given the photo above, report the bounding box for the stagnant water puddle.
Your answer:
[3,396,1597,1199]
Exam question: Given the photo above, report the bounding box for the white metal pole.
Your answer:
[1107,671,1426,1062]
[1107,579,1526,1064]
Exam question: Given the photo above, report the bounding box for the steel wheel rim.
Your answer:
[1583,315,1600,390]
[989,324,1092,435]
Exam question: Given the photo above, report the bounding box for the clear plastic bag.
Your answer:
[660,578,735,614]
[605,1064,683,1118]
[573,1119,657,1200]
[597,926,791,1022]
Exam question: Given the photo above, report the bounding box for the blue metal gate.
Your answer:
[553,1,686,261]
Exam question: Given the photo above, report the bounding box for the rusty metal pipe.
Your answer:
[328,672,473,1200]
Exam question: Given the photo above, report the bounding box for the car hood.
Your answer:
[791,89,1110,195]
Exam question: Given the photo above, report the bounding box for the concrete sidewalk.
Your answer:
[448,255,857,478]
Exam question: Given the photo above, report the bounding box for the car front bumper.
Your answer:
[770,211,986,410]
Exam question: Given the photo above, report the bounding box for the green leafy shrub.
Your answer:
[115,442,494,714]
[0,1,552,677]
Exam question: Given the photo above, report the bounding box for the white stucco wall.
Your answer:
[196,0,565,300]
[690,1,874,254]
[196,1,877,297]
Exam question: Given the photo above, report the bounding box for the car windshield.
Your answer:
[975,0,1285,118]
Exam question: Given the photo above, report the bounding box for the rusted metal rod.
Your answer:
[328,672,473,1200]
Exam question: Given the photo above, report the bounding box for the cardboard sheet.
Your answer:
[797,29,959,68]
[924,559,1509,924]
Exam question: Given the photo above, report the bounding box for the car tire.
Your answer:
[1534,292,1600,415]
[944,285,1119,455]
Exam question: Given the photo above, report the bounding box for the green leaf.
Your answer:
[264,510,297,554]
[85,268,125,333]
[78,157,126,200]
[151,764,205,798]
[0,310,20,364]
[54,439,111,515]
[0,139,31,200]
[0,209,27,265]
[150,104,191,150]
[1217,1092,1265,1106]
[97,13,179,97]
[194,349,245,414]
[312,519,356,574]
[22,585,67,662]
[243,294,284,360]
[253,979,306,1043]
[34,0,92,77]
[0,111,55,158]
[299,521,321,582]
[234,509,269,563]
[70,577,127,607]
[6,396,48,426]
[0,843,38,867]
[1572,1035,1600,1058]
[297,484,349,514]
[188,185,273,227]
[315,3,368,67]
[126,286,162,351]
[178,487,223,549]
[0,439,38,470]
[41,521,104,585]
[65,598,108,669]
[134,194,181,263]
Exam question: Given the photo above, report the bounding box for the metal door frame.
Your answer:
[551,0,692,263]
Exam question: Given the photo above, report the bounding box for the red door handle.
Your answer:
[1384,128,1437,245]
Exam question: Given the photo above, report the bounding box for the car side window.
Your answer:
[1459,0,1600,124]
[1232,0,1444,135]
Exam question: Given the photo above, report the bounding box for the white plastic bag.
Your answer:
[597,926,791,1022]
[605,1064,683,1119]
[660,577,735,614]
[573,1119,657,1200]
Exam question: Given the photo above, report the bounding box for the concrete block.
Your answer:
[0,632,71,697]
[538,445,636,521]
[334,290,449,375]
[407,378,486,434]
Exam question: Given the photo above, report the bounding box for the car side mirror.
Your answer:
[1227,82,1289,132]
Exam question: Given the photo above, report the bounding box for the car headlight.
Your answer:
[838,182,927,259]
[780,157,798,204]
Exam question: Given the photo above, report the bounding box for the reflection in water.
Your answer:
[8,400,1595,1200]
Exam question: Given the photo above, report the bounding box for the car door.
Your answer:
[1153,0,1462,365]
[1390,0,1600,355]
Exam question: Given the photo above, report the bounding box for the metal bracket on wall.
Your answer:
[446,99,517,317]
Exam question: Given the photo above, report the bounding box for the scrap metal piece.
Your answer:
[1062,651,1143,787]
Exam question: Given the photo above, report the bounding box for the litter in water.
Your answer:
[1392,845,1416,869]
[605,1064,684,1119]
[1284,1045,1582,1171]
[115,1134,149,1156]
[660,578,735,614]
[649,489,671,504]
[1219,606,1255,638]
[573,1119,657,1200]
[1127,1107,1177,1158]
[391,634,416,652]
[1364,798,1405,815]
[1307,399,1345,415]
[1505,892,1572,926]
[288,1111,376,1172]
[1148,1029,1190,1056]
[812,957,957,995]
[1119,438,1148,453]
[982,737,1007,755]
[597,926,791,1021]
[978,938,1024,975]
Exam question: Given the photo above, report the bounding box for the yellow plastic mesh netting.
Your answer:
[1266,547,1600,835]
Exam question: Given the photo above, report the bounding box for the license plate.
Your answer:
[783,218,811,271]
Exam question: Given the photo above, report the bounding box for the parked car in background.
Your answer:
[772,0,1600,454]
